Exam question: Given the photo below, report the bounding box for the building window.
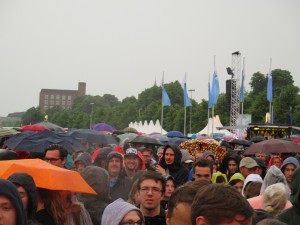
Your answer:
[50,95,54,99]
[45,95,48,99]
[62,96,66,100]
[67,96,71,100]
[61,101,65,105]
[50,100,54,105]
[56,95,60,100]
[44,100,48,105]
[55,101,60,105]
[67,101,71,106]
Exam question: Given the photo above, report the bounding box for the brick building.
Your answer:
[39,82,86,112]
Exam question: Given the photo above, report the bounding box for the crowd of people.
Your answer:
[0,134,300,225]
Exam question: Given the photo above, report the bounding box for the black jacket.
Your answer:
[144,205,167,225]
[110,172,132,201]
[159,144,189,187]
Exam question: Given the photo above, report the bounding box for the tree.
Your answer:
[21,107,44,125]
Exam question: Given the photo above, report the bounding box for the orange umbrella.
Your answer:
[0,159,96,195]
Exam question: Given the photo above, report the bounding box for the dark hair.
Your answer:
[44,144,68,159]
[229,179,243,186]
[244,181,262,199]
[137,171,166,195]
[168,180,210,218]
[191,184,254,225]
[193,158,213,175]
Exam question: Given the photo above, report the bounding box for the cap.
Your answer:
[239,157,258,168]
[124,148,138,158]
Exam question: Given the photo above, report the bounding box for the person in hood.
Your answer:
[102,198,144,225]
[7,173,40,225]
[280,156,299,187]
[276,166,300,225]
[78,166,111,225]
[0,178,27,225]
[74,152,92,173]
[156,144,189,187]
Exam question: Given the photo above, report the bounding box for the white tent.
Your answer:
[129,120,167,134]
[198,115,235,136]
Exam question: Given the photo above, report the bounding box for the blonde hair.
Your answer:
[263,183,288,216]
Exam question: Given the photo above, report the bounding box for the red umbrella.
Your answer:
[19,124,49,132]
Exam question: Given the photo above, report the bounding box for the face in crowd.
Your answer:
[44,149,66,168]
[164,148,175,165]
[108,157,122,178]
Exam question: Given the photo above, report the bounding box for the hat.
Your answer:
[180,149,194,164]
[254,157,267,168]
[74,152,92,167]
[239,157,258,168]
[281,157,299,171]
[124,148,138,158]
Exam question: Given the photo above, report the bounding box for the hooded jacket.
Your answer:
[276,166,300,225]
[7,173,38,220]
[158,144,189,187]
[78,166,111,225]
[102,198,144,225]
[0,178,27,225]
[74,152,92,167]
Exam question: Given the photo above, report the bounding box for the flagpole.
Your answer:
[184,72,187,136]
[208,73,210,136]
[161,71,164,134]
[269,58,272,123]
[211,56,216,136]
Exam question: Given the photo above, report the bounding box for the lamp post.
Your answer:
[138,108,142,122]
[188,89,195,134]
[90,102,94,129]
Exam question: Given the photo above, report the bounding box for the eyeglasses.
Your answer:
[139,186,162,194]
[120,220,143,225]
[44,158,61,163]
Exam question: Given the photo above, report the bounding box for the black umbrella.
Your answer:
[229,139,252,146]
[250,136,266,143]
[129,135,162,146]
[4,130,85,153]
[68,129,117,145]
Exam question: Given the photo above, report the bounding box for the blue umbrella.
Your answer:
[68,129,117,145]
[166,131,185,138]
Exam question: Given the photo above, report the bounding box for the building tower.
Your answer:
[230,51,241,135]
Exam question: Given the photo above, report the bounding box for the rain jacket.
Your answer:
[276,166,300,225]
[159,144,189,187]
[8,173,39,223]
[0,178,27,225]
[78,166,111,225]
[242,174,263,197]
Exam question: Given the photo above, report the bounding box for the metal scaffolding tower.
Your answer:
[230,51,241,135]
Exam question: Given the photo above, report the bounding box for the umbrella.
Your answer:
[168,137,188,146]
[36,121,64,132]
[0,127,20,137]
[148,133,169,144]
[4,130,85,153]
[19,124,49,132]
[68,129,117,145]
[129,135,162,146]
[250,136,266,143]
[179,139,227,161]
[0,159,96,194]
[123,127,138,133]
[117,133,138,146]
[244,138,300,155]
[166,131,185,138]
[92,123,115,133]
[229,139,252,147]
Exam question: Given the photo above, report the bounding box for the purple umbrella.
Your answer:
[92,123,115,132]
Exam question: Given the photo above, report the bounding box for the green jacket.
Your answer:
[276,166,300,225]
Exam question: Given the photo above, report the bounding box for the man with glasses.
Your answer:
[137,171,166,225]
[44,144,68,168]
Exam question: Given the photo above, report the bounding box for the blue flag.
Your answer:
[211,68,220,105]
[208,81,212,109]
[161,77,171,106]
[240,69,245,103]
[267,66,272,102]
[182,76,192,107]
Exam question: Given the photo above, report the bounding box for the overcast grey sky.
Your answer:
[1,0,299,117]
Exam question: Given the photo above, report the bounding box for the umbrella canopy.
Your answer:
[123,127,138,133]
[92,123,115,133]
[179,139,227,161]
[168,137,188,146]
[117,133,138,146]
[19,124,49,132]
[229,139,253,147]
[244,138,300,155]
[4,130,85,153]
[250,136,266,143]
[148,133,169,144]
[0,159,96,194]
[129,135,162,146]
[36,121,64,132]
[0,127,20,137]
[166,131,185,138]
[68,129,117,145]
